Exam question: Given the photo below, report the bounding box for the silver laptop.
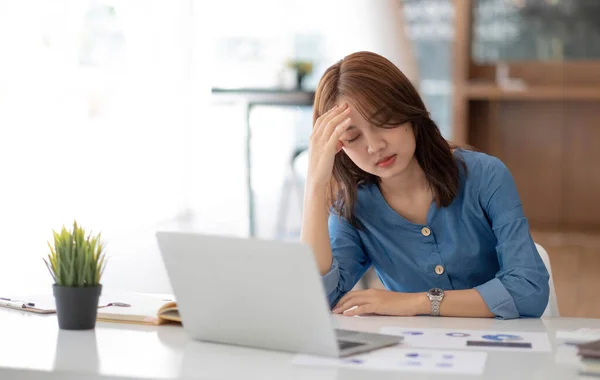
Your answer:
[156,231,402,358]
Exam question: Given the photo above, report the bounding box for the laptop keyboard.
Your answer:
[335,329,360,338]
[337,340,366,350]
[335,329,367,350]
[335,329,402,352]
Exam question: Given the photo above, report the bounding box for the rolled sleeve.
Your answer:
[322,260,340,306]
[325,213,371,308]
[479,156,550,319]
[475,278,520,319]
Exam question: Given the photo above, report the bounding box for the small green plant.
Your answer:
[43,221,107,287]
[286,59,313,76]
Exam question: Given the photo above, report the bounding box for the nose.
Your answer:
[366,131,386,155]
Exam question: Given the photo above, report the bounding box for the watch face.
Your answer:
[430,288,443,297]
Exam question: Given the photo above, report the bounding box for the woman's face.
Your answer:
[336,97,417,180]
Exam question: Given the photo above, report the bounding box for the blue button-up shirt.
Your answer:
[323,149,550,319]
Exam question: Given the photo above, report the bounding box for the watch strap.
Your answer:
[430,298,441,316]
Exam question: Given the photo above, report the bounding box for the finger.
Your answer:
[320,106,351,138]
[333,290,365,311]
[316,105,339,123]
[341,305,358,314]
[315,103,349,137]
[336,140,343,153]
[337,289,370,305]
[344,304,374,316]
[333,295,370,314]
[313,104,341,133]
[328,117,352,148]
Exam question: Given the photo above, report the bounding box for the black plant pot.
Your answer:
[296,72,305,90]
[53,284,102,330]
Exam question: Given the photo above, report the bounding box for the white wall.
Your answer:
[320,0,419,83]
[0,0,419,296]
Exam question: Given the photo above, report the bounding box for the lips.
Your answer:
[376,155,396,165]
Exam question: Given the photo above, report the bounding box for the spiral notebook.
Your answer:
[0,293,181,325]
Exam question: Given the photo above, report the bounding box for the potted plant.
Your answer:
[44,221,107,330]
[286,59,313,90]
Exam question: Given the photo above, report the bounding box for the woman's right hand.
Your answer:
[307,103,352,188]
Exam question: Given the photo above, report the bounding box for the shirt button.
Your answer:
[421,227,431,236]
[435,265,444,275]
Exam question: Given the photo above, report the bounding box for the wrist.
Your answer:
[305,181,328,196]
[415,292,430,315]
[304,183,329,208]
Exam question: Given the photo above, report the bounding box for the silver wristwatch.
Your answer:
[426,288,445,316]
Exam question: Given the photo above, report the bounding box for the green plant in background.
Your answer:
[43,221,107,287]
[286,59,314,76]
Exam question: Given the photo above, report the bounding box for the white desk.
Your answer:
[0,307,598,380]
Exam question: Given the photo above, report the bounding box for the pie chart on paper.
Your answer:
[481,334,524,342]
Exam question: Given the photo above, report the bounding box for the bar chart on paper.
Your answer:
[379,327,551,352]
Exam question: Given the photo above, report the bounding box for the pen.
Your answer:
[0,300,29,308]
[0,298,35,307]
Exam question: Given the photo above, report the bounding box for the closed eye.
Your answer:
[345,134,361,143]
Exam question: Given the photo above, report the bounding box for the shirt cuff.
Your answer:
[321,261,340,308]
[475,278,520,319]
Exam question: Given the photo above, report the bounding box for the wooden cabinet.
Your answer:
[452,0,600,231]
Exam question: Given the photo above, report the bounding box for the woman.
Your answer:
[301,51,549,319]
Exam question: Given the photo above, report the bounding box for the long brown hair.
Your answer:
[313,51,464,227]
